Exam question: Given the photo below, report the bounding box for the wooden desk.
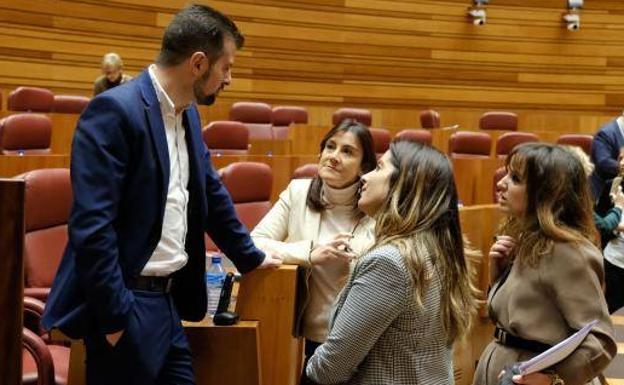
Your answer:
[459,204,503,295]
[458,204,502,375]
[249,139,291,156]
[185,320,262,385]
[0,155,70,178]
[288,124,469,156]
[0,153,503,208]
[49,113,80,154]
[236,265,302,385]
[453,157,505,206]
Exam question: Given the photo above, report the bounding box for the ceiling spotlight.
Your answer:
[568,0,583,10]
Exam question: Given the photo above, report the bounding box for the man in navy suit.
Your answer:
[42,5,282,385]
[591,115,624,201]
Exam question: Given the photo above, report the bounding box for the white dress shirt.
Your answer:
[141,64,190,276]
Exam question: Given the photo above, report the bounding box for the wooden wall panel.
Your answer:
[0,0,623,136]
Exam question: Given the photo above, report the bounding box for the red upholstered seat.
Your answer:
[202,121,249,155]
[395,129,433,146]
[495,132,539,158]
[272,106,308,140]
[369,128,391,155]
[292,163,319,179]
[53,95,90,114]
[206,162,273,253]
[0,114,52,155]
[479,111,518,131]
[557,134,592,155]
[8,87,54,112]
[448,131,492,159]
[332,108,372,127]
[229,102,273,140]
[420,109,440,129]
[18,168,72,301]
[22,297,70,385]
[493,166,506,202]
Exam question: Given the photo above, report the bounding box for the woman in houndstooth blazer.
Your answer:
[304,140,479,384]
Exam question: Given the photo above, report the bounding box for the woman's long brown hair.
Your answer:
[501,143,598,266]
[372,140,478,345]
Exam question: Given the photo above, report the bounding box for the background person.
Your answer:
[304,140,478,384]
[93,52,133,96]
[251,119,377,376]
[42,5,281,385]
[474,143,616,385]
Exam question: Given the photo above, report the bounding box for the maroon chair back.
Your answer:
[292,163,319,179]
[332,108,372,127]
[419,109,440,129]
[19,169,72,301]
[52,95,90,114]
[205,162,272,252]
[495,132,539,158]
[557,134,592,155]
[479,111,518,131]
[448,131,492,159]
[202,121,249,155]
[8,87,54,112]
[229,102,273,140]
[272,106,308,140]
[493,166,506,202]
[0,114,52,155]
[395,129,433,146]
[370,128,391,155]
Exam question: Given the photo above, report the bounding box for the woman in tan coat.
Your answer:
[473,143,616,385]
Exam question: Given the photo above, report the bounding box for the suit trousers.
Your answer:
[84,290,195,385]
[605,258,624,314]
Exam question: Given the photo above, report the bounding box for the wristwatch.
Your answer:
[550,373,564,385]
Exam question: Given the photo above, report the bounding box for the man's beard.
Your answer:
[193,70,218,106]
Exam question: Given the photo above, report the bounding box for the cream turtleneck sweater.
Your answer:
[304,181,361,342]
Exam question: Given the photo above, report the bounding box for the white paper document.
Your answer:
[517,320,598,375]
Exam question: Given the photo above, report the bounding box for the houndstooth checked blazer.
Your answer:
[306,244,454,385]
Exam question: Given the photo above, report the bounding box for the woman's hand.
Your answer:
[511,372,555,385]
[612,186,624,210]
[498,370,554,385]
[489,235,515,283]
[310,233,356,265]
[489,235,515,262]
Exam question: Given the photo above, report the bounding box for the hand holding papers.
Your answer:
[498,320,598,385]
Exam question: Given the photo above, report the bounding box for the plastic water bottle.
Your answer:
[206,255,226,316]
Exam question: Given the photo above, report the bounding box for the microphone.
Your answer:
[213,272,240,326]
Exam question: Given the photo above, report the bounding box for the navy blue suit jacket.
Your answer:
[42,71,265,338]
[590,118,624,200]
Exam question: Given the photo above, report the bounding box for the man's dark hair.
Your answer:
[156,4,245,67]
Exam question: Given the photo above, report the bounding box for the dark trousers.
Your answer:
[84,291,194,385]
[605,258,624,314]
[299,339,322,385]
